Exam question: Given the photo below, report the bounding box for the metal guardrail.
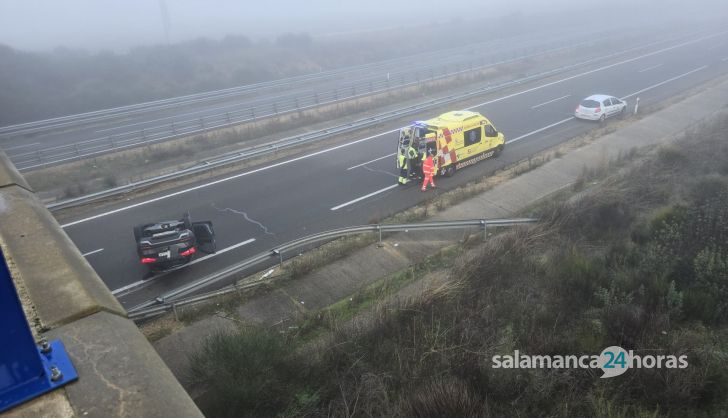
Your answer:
[46,34,675,212]
[1,29,611,139]
[127,217,538,320]
[11,34,628,171]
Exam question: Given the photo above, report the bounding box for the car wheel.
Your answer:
[444,165,456,177]
[620,106,626,118]
[133,225,143,241]
[599,114,606,123]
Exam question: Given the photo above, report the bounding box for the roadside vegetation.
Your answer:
[187,114,728,416]
[0,14,539,126]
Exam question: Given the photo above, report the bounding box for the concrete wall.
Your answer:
[0,149,202,417]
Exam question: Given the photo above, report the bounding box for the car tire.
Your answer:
[620,106,626,118]
[444,165,456,177]
[133,225,143,241]
[599,114,606,123]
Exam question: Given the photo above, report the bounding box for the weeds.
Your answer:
[187,112,728,416]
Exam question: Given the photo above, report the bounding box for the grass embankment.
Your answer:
[188,114,728,417]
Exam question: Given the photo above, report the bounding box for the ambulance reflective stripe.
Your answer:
[439,127,458,167]
[455,150,495,170]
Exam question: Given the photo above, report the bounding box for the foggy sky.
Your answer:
[1,0,726,52]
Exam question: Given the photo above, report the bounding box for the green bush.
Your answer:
[187,328,307,417]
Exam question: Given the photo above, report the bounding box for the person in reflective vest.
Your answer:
[421,150,436,191]
[397,153,409,185]
[407,142,420,179]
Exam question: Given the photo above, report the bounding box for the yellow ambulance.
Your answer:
[397,110,505,178]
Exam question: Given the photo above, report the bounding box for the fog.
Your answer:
[1,0,727,52]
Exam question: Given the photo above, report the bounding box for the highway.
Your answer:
[0,27,651,171]
[55,28,728,310]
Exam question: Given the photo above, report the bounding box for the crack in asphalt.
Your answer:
[212,204,275,236]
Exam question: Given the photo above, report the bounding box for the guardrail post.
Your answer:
[481,220,487,241]
[273,249,283,267]
[172,303,179,322]
[378,224,382,243]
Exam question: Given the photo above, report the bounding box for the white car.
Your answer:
[574,94,627,121]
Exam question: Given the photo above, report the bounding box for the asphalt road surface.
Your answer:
[57,29,728,309]
[0,26,648,170]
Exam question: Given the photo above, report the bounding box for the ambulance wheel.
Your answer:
[494,144,504,157]
[444,166,456,177]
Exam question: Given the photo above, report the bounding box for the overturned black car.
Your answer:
[134,213,216,272]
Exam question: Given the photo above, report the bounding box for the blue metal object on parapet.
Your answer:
[0,249,78,413]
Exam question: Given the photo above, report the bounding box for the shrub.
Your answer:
[398,377,489,418]
[187,328,304,417]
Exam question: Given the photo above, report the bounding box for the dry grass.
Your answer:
[184,112,728,417]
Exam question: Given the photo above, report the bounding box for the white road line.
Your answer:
[621,65,708,99]
[111,280,147,296]
[347,153,396,170]
[531,95,571,109]
[330,184,399,211]
[507,117,575,144]
[110,238,255,295]
[332,64,714,211]
[158,238,256,272]
[4,142,39,151]
[61,130,396,228]
[62,32,725,228]
[463,32,722,111]
[638,63,663,73]
[82,248,104,257]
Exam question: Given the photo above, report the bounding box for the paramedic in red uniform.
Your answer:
[421,150,436,191]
